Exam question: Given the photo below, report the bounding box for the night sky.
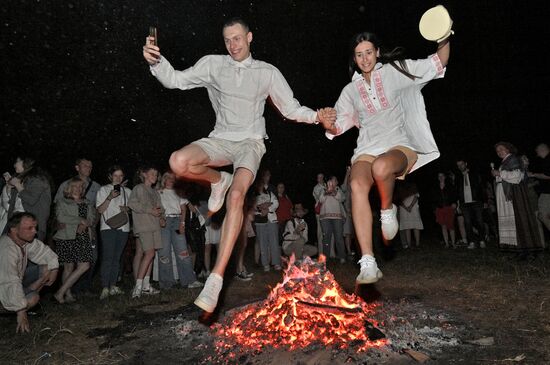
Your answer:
[2,0,549,205]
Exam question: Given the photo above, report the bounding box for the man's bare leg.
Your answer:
[194,167,254,312]
[212,167,254,276]
[169,144,220,183]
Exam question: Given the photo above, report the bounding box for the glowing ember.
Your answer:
[214,255,388,352]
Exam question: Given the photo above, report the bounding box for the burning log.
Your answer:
[296,300,363,314]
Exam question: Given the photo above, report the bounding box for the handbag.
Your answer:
[104,188,129,229]
[314,202,322,215]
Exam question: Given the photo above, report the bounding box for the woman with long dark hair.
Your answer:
[7,157,52,240]
[319,30,450,283]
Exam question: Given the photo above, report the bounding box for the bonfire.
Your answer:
[214,255,388,353]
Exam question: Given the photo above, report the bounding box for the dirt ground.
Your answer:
[1,236,549,365]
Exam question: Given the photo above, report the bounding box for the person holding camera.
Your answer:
[143,17,336,313]
[282,203,317,260]
[96,165,131,300]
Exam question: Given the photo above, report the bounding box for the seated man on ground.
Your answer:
[0,212,59,333]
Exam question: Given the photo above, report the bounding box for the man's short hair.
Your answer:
[6,212,37,232]
[223,17,250,33]
[75,158,91,166]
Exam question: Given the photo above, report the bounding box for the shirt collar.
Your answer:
[228,54,253,68]
[352,63,384,81]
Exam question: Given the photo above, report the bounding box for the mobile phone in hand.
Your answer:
[149,26,158,46]
[113,184,121,192]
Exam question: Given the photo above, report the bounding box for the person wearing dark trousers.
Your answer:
[456,159,487,249]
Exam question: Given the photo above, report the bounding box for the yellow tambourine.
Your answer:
[419,5,454,43]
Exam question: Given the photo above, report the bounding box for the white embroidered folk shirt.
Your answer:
[150,54,318,141]
[327,54,446,172]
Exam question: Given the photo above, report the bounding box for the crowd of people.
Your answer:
[0,143,548,332]
[430,144,548,258]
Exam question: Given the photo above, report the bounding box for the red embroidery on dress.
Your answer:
[373,71,390,110]
[431,54,444,76]
[355,79,376,116]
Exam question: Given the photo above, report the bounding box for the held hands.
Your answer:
[491,170,500,177]
[143,36,161,65]
[317,108,337,131]
[151,206,162,217]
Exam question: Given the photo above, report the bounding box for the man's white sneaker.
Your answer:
[467,242,476,249]
[208,172,233,214]
[380,204,399,240]
[194,273,223,313]
[100,288,110,300]
[479,241,486,249]
[356,255,383,284]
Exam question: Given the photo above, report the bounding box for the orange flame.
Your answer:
[214,255,387,352]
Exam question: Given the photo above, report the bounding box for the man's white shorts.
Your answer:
[192,137,266,178]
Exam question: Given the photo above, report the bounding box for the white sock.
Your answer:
[143,276,150,290]
[135,279,143,290]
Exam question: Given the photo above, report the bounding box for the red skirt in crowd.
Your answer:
[435,205,455,229]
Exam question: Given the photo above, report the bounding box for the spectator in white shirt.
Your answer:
[96,165,131,300]
[143,17,336,313]
[0,213,59,333]
[158,172,203,289]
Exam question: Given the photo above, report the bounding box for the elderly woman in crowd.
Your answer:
[96,165,132,300]
[492,142,543,258]
[53,177,96,303]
